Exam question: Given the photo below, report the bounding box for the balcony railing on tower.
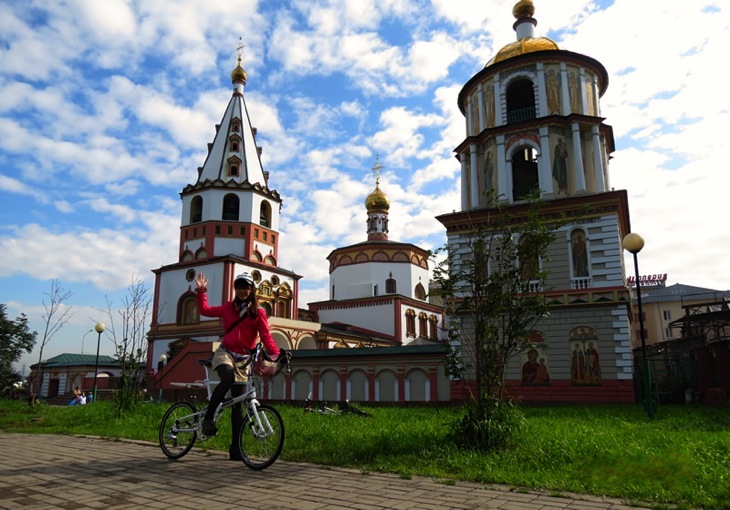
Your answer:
[507,106,537,124]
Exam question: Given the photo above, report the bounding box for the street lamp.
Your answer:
[81,329,93,354]
[622,233,655,418]
[92,322,106,404]
[157,354,168,404]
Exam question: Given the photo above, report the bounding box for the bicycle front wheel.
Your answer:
[159,402,198,459]
[238,403,285,470]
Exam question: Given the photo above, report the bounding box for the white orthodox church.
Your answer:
[149,50,450,404]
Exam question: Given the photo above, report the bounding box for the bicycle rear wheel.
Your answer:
[159,402,198,459]
[238,403,285,470]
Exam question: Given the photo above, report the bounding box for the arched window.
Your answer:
[428,315,438,340]
[190,196,203,223]
[405,309,416,337]
[418,312,428,338]
[194,247,207,259]
[385,275,396,294]
[260,201,271,227]
[414,283,426,300]
[506,78,536,124]
[177,294,198,325]
[512,145,539,201]
[222,194,239,221]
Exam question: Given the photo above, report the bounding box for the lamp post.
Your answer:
[92,322,106,404]
[157,354,168,404]
[81,329,93,354]
[622,233,655,418]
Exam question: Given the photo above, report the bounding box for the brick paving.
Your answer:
[0,432,651,510]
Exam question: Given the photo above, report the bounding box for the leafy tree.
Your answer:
[433,194,561,450]
[32,280,73,399]
[0,304,37,394]
[102,277,151,414]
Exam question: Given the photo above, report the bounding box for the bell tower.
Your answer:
[438,0,635,404]
[456,0,613,208]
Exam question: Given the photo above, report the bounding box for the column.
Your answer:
[538,126,554,195]
[477,83,485,131]
[470,144,479,208]
[496,136,508,202]
[591,125,606,191]
[536,63,548,117]
[460,154,468,211]
[560,63,570,116]
[571,122,586,192]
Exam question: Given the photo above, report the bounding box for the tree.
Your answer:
[102,277,151,414]
[33,280,73,399]
[0,304,37,395]
[433,194,561,450]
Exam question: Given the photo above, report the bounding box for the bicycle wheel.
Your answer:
[238,403,285,470]
[159,402,198,459]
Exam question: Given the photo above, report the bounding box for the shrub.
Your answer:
[452,396,526,452]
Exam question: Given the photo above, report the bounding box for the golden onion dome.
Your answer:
[231,64,247,84]
[365,183,390,211]
[485,36,559,67]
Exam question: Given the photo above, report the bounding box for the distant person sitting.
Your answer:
[86,392,93,403]
[69,386,82,406]
[78,392,87,405]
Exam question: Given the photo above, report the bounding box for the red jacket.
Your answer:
[197,292,280,357]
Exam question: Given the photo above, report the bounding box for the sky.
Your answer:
[2,0,728,374]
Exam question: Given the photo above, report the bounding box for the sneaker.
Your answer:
[201,418,217,436]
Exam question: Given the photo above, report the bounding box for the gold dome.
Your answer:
[365,183,390,211]
[513,0,535,18]
[231,64,247,84]
[485,36,559,67]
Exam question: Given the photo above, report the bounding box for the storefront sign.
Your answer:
[626,273,667,288]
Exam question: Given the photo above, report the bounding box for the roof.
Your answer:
[290,344,449,359]
[31,353,120,369]
[635,283,730,304]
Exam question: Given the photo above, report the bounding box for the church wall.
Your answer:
[317,302,396,337]
[214,238,245,257]
[331,262,426,301]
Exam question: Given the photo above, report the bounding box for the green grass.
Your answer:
[1,400,728,509]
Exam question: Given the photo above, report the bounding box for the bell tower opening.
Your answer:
[512,145,539,201]
[506,79,536,124]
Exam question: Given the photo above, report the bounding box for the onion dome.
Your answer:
[485,0,559,68]
[365,181,390,211]
[231,40,248,84]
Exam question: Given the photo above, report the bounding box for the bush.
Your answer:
[452,397,526,452]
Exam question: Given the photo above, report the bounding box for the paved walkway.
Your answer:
[0,432,650,510]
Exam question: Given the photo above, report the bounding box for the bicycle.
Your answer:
[158,344,291,470]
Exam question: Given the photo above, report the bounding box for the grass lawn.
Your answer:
[1,399,728,509]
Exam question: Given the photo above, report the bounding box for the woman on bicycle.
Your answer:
[194,271,283,460]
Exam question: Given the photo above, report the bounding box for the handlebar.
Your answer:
[248,344,293,375]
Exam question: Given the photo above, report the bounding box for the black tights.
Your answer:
[205,364,244,451]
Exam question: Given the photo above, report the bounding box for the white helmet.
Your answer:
[234,272,256,288]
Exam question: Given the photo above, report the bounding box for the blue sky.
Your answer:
[2,0,728,373]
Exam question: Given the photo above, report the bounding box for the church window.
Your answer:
[227,226,233,235]
[385,275,396,294]
[230,141,239,152]
[373,284,379,296]
[260,201,271,227]
[263,232,267,241]
[414,283,426,300]
[194,247,207,259]
[405,309,416,337]
[190,196,203,223]
[512,145,539,201]
[222,194,239,221]
[428,315,438,340]
[506,78,536,124]
[254,229,259,238]
[215,226,220,234]
[240,226,245,235]
[229,165,239,177]
[331,285,336,299]
[271,234,275,243]
[232,122,240,132]
[418,312,428,338]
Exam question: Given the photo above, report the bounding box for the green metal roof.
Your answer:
[31,353,120,368]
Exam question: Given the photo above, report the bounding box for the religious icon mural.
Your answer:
[545,68,561,115]
[552,137,568,194]
[521,331,550,385]
[569,327,602,385]
[570,229,589,277]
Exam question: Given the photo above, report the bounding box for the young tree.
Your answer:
[0,305,37,395]
[433,195,560,450]
[33,280,73,399]
[102,277,151,414]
